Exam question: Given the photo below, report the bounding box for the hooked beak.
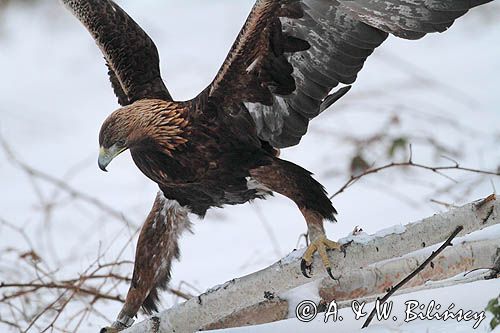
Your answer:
[98,145,126,172]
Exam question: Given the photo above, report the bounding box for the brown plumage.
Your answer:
[119,192,192,321]
[99,100,188,154]
[61,0,492,330]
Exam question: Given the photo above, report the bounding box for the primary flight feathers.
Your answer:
[62,0,490,148]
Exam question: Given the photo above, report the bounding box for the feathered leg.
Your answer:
[101,192,191,332]
[250,158,342,279]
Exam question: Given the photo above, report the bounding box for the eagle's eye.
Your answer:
[116,139,127,147]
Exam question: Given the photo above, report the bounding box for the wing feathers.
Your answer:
[63,0,172,106]
[339,0,491,38]
[425,0,489,11]
[203,0,491,148]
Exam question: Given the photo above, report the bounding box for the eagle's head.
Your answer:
[98,99,188,172]
[98,107,130,172]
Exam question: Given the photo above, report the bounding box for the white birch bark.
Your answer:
[124,196,499,333]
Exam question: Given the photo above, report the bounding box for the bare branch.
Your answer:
[362,225,463,328]
[0,134,134,227]
[330,156,499,199]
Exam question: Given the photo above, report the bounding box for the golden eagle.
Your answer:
[62,0,491,330]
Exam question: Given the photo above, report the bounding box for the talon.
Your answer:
[340,241,352,258]
[300,235,342,278]
[301,259,312,278]
[326,267,336,280]
[100,327,119,333]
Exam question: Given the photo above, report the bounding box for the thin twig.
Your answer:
[252,203,283,258]
[0,282,124,303]
[429,198,458,209]
[0,134,134,227]
[331,159,498,199]
[362,225,464,328]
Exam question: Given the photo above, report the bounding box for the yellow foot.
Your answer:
[300,235,349,280]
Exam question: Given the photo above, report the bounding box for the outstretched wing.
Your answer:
[204,0,491,148]
[62,0,172,106]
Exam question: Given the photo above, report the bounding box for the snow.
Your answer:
[281,279,323,319]
[279,248,306,265]
[212,278,500,333]
[367,223,500,268]
[459,223,500,243]
[0,0,499,332]
[288,221,500,276]
[423,269,492,288]
[338,215,500,250]
[339,224,407,245]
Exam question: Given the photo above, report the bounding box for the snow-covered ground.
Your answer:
[0,1,499,332]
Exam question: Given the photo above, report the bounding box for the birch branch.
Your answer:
[203,233,500,330]
[124,195,499,333]
[361,225,463,328]
[320,228,500,305]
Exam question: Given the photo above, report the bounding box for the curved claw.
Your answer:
[326,267,338,281]
[300,259,312,278]
[341,241,352,258]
